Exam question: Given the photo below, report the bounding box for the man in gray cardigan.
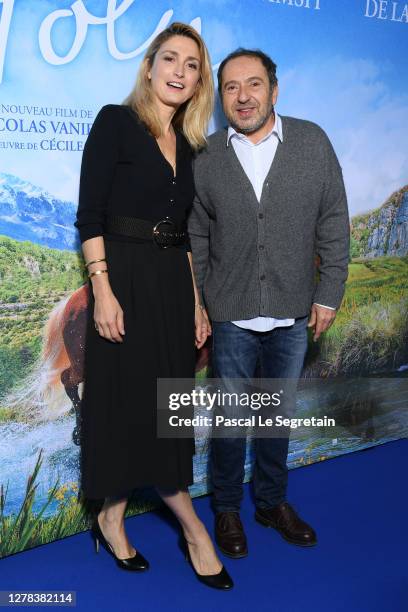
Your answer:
[188,49,350,558]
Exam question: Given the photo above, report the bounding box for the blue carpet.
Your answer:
[1,439,407,612]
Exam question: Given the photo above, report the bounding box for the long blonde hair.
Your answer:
[123,22,214,150]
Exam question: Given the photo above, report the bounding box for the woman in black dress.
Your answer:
[75,23,232,589]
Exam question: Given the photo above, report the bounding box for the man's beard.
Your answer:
[227,100,274,135]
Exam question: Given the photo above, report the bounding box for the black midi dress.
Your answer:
[75,104,196,499]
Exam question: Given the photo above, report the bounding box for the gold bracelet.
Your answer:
[88,269,108,279]
[85,257,106,268]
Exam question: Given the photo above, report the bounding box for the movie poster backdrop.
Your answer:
[0,0,407,556]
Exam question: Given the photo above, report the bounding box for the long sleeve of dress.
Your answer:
[75,105,119,244]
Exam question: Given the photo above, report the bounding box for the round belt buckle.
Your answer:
[153,217,176,249]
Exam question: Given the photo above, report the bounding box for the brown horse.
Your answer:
[38,284,209,444]
[44,284,90,444]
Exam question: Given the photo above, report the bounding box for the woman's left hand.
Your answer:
[195,305,212,349]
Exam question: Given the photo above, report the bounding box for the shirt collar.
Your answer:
[227,113,283,147]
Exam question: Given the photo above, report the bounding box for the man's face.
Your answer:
[220,56,278,134]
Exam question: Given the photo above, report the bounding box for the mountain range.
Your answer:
[1,173,407,259]
[351,186,408,258]
[0,173,78,251]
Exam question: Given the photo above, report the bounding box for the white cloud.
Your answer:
[277,56,408,216]
[202,18,240,61]
[2,6,407,218]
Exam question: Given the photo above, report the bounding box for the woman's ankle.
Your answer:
[184,520,210,544]
[98,508,125,527]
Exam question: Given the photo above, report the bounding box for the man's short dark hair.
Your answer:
[217,48,278,96]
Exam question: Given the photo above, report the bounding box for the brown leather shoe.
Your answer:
[215,512,248,558]
[255,502,317,546]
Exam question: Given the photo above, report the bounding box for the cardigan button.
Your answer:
[258,213,264,219]
[260,274,266,280]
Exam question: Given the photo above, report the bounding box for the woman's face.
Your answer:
[148,35,201,111]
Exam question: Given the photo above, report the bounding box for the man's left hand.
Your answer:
[307,304,336,342]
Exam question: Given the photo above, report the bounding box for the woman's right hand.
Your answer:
[93,289,125,342]
[195,305,212,349]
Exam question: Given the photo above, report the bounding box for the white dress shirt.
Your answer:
[228,114,333,332]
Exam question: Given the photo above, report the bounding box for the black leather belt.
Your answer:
[105,215,187,249]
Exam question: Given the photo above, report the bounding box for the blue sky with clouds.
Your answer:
[0,0,407,215]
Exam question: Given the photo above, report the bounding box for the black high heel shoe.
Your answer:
[180,535,234,590]
[91,515,149,571]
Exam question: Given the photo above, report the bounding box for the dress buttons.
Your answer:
[259,245,265,250]
[260,274,266,280]
[258,213,264,219]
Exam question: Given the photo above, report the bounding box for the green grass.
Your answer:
[307,256,408,376]
[0,235,86,398]
[1,231,407,392]
[0,450,160,558]
[0,235,86,351]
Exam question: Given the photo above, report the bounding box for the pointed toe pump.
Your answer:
[91,516,149,572]
[181,535,234,590]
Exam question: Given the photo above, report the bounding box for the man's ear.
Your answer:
[272,83,279,106]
